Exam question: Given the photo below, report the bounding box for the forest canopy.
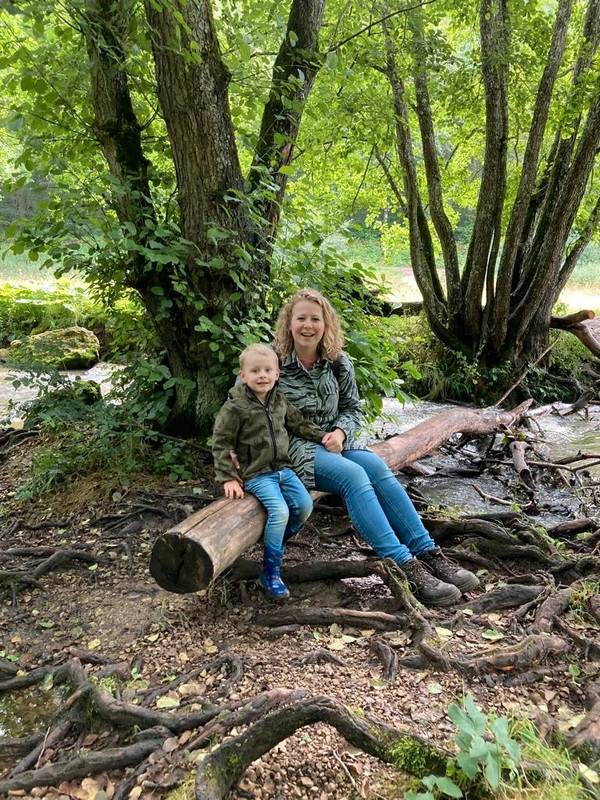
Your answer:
[0,0,599,432]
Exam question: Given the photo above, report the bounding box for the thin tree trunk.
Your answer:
[409,12,461,335]
[490,0,573,353]
[462,0,509,346]
[250,0,326,234]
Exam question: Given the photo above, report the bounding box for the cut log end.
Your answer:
[149,532,213,593]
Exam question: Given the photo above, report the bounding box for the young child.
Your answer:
[212,343,327,600]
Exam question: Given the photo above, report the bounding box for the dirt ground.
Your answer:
[1,434,599,800]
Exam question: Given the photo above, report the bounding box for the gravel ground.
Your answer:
[0,430,596,800]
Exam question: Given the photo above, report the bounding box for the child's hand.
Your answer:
[322,429,345,454]
[224,480,244,499]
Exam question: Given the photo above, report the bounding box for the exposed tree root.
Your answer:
[369,638,399,682]
[567,700,600,763]
[195,695,451,800]
[0,737,167,793]
[461,584,546,615]
[231,557,380,583]
[0,656,457,798]
[253,607,408,631]
[0,546,103,597]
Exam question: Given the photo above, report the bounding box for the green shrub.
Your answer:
[15,396,201,500]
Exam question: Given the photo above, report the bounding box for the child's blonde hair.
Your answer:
[239,343,279,370]
[273,288,344,360]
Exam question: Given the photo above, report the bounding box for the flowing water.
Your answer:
[377,398,600,526]
[0,363,119,424]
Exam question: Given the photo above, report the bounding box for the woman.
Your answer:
[273,288,479,607]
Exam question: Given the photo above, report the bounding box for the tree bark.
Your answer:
[250,0,326,233]
[490,0,573,351]
[150,401,532,593]
[462,0,509,346]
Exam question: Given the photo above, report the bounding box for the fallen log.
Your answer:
[149,401,533,593]
[550,313,600,359]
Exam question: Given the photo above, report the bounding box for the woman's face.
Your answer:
[289,300,325,353]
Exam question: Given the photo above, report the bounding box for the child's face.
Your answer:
[240,353,279,398]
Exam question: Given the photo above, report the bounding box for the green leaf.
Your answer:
[238,36,251,62]
[481,629,504,641]
[156,695,180,709]
[456,752,480,779]
[325,50,339,69]
[484,750,501,790]
[434,777,463,797]
[42,672,54,690]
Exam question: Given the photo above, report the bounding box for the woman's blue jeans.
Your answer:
[245,467,313,551]
[314,446,434,565]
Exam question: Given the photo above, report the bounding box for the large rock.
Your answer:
[0,326,100,369]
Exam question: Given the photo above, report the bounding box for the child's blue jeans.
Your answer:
[314,446,434,565]
[244,467,313,550]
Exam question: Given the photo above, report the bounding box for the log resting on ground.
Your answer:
[150,401,532,593]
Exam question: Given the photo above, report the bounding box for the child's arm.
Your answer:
[283,397,327,443]
[212,403,244,493]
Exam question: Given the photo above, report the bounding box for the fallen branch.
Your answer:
[253,607,408,631]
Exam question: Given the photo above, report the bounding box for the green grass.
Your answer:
[0,251,58,284]
[3,241,599,313]
[337,239,600,313]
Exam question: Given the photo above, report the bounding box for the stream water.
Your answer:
[2,363,600,513]
[376,397,600,528]
[0,363,119,423]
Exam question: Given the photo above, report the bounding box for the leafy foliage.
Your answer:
[7,365,204,499]
[0,279,156,361]
[405,694,521,800]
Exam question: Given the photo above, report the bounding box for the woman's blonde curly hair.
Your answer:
[273,288,344,360]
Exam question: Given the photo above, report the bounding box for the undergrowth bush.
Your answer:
[370,315,596,406]
[405,694,590,800]
[0,281,156,361]
[7,368,203,499]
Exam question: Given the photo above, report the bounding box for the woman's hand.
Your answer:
[321,428,345,454]
[224,480,244,499]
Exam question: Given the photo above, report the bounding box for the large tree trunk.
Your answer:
[149,402,531,593]
[83,0,326,434]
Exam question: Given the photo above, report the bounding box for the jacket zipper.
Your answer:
[265,390,277,467]
[248,389,277,469]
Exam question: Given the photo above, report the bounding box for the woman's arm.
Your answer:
[283,398,327,443]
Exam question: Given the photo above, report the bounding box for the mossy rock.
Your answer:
[0,326,100,369]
